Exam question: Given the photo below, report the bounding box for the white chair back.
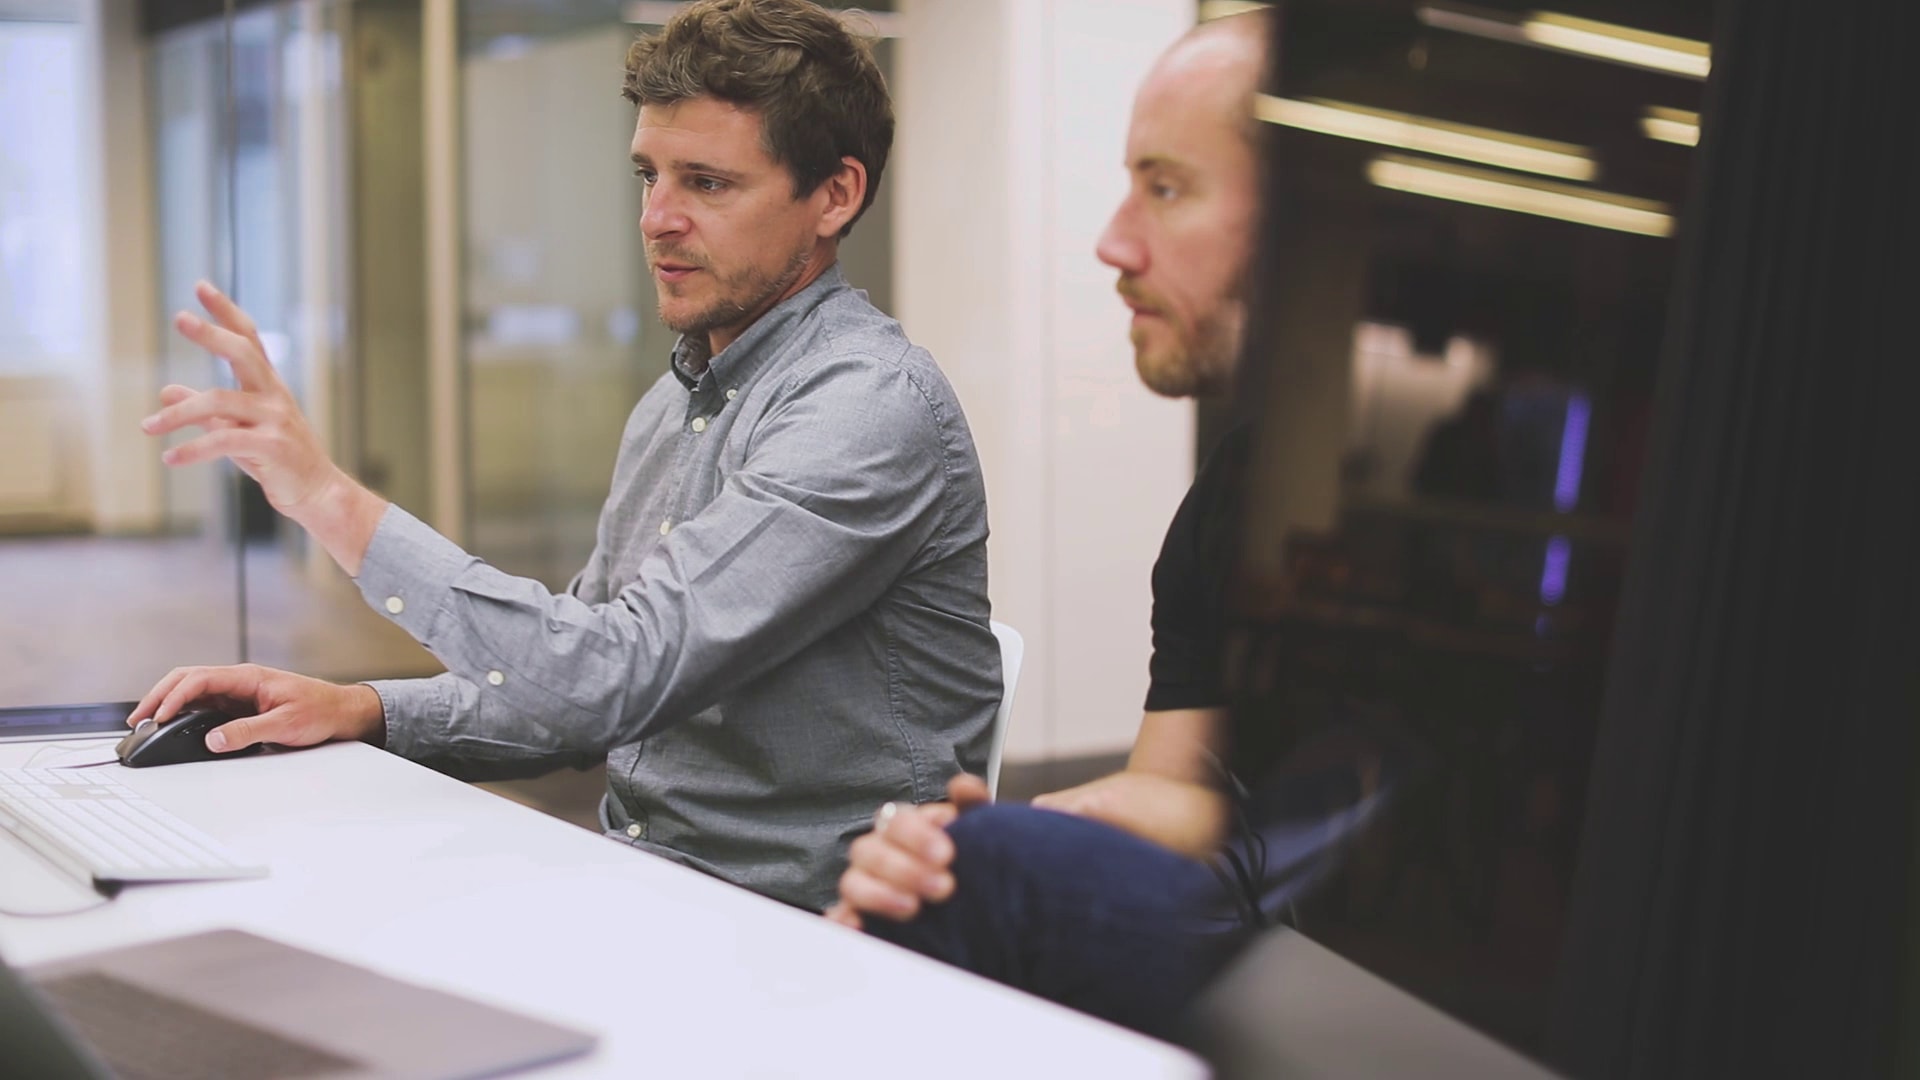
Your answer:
[986,621,1025,799]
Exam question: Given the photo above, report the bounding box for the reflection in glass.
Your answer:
[1224,0,1702,1055]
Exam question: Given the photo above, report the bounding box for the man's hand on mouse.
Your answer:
[824,773,992,931]
[141,280,388,577]
[129,664,387,754]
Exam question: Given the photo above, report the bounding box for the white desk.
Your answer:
[0,739,1206,1079]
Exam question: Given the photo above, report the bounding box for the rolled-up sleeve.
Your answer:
[355,353,951,775]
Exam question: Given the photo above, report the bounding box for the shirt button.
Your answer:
[725,388,738,401]
[625,824,642,839]
[486,670,505,686]
[690,416,708,433]
[659,519,672,535]
[385,596,405,615]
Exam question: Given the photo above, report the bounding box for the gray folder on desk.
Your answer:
[3,928,595,1079]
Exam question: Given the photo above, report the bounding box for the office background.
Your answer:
[5,0,1917,1073]
[0,0,1727,1050]
[0,0,1203,776]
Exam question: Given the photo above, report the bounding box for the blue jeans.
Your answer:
[863,804,1257,1038]
[860,738,1403,1037]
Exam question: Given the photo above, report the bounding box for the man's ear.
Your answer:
[815,156,869,238]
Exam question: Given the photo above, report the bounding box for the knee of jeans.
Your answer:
[944,803,1069,872]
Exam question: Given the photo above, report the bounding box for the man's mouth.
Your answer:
[654,263,699,284]
[1116,282,1162,319]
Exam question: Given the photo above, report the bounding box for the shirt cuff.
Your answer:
[362,677,445,759]
[353,503,472,649]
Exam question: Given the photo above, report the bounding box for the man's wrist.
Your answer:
[349,683,388,747]
[293,469,388,576]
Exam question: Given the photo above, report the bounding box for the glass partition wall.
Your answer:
[458,1,895,587]
[459,4,661,587]
[0,0,891,712]
[1,1,262,707]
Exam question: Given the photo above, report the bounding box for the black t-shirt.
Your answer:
[1144,425,1252,715]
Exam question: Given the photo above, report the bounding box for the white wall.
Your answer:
[896,0,1196,762]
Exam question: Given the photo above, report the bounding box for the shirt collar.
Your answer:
[668,262,849,391]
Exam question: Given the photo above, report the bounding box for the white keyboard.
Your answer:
[0,768,267,888]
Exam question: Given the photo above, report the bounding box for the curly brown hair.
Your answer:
[623,0,892,238]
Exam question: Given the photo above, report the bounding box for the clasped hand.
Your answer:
[825,774,991,930]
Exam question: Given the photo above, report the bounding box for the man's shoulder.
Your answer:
[781,290,963,416]
[1155,422,1255,575]
[618,367,691,430]
[805,286,917,365]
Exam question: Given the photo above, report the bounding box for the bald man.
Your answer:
[825,15,1295,1036]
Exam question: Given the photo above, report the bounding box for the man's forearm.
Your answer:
[1090,775,1230,857]
[1034,770,1231,858]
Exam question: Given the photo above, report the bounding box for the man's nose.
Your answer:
[640,187,689,240]
[1095,206,1146,275]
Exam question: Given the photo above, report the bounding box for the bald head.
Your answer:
[1140,12,1270,143]
[1094,12,1269,399]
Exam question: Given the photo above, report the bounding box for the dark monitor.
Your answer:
[0,703,138,744]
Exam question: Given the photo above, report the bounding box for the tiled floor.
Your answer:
[0,534,441,708]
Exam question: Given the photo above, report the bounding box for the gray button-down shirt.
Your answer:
[355,265,999,910]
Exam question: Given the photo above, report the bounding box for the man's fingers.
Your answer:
[154,668,232,726]
[207,703,315,752]
[206,715,261,752]
[195,280,263,347]
[155,385,239,432]
[838,867,922,922]
[1031,788,1100,818]
[159,427,265,469]
[849,830,955,900]
[948,773,992,809]
[142,388,271,438]
[871,805,956,867]
[150,665,262,726]
[129,668,192,726]
[234,701,340,749]
[209,703,313,752]
[173,310,279,393]
[151,670,219,727]
[822,902,864,931]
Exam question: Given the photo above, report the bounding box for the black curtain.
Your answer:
[1548,1,1920,1077]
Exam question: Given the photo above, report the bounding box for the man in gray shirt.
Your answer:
[130,0,999,911]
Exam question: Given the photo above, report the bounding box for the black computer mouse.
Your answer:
[116,706,264,768]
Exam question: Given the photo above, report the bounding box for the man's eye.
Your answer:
[633,168,657,186]
[1150,182,1180,202]
[695,177,728,194]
